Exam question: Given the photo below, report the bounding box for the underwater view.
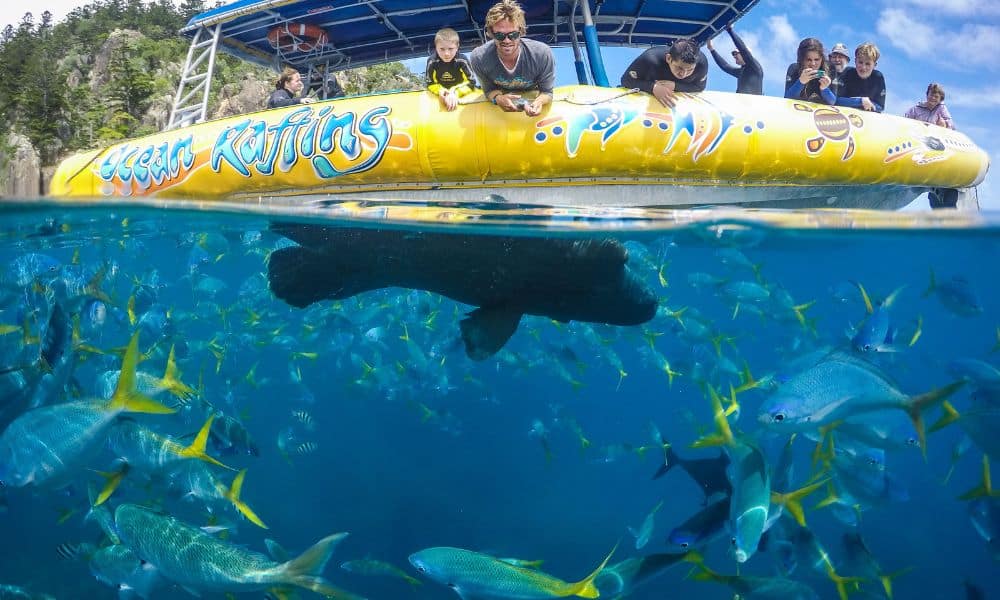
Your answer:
[0,200,997,600]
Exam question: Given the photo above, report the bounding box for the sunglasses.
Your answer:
[731,51,741,56]
[492,30,521,41]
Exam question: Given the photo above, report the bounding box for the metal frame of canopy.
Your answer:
[167,0,758,130]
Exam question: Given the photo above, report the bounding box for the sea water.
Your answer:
[0,199,996,600]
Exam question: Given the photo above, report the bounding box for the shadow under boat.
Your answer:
[266,223,658,360]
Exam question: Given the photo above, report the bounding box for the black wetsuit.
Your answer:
[425,52,477,96]
[266,88,306,109]
[621,46,709,94]
[784,62,835,105]
[708,30,763,95]
[306,73,344,99]
[836,67,886,112]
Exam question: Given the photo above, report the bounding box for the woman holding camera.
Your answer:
[784,38,835,105]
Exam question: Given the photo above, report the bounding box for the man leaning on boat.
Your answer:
[620,39,709,108]
[470,0,555,117]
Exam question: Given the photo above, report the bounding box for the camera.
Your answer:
[511,97,528,110]
[815,70,825,78]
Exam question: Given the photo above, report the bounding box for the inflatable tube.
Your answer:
[267,23,328,53]
[49,85,990,207]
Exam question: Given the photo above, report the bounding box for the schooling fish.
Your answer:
[758,351,963,452]
[593,553,686,599]
[652,443,731,503]
[628,500,663,549]
[923,270,983,317]
[408,545,615,599]
[0,332,174,488]
[267,224,657,360]
[113,503,362,598]
[665,497,730,552]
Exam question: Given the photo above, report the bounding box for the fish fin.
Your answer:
[160,345,197,403]
[277,532,365,599]
[904,380,965,458]
[853,281,874,314]
[770,477,828,527]
[959,455,997,500]
[266,539,291,562]
[922,268,936,298]
[879,567,913,599]
[93,464,129,506]
[459,307,523,361]
[928,401,960,433]
[109,332,176,415]
[562,541,617,598]
[224,469,268,529]
[181,585,203,597]
[691,386,734,448]
[177,414,234,470]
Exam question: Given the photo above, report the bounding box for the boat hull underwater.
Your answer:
[49,85,990,209]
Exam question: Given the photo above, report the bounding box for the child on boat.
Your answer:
[784,38,835,105]
[425,27,478,111]
[905,83,955,129]
[836,42,886,112]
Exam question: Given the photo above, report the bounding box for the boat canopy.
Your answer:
[169,0,756,130]
[182,0,758,71]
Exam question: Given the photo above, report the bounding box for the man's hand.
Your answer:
[652,80,677,108]
[860,97,875,111]
[524,99,543,117]
[301,97,316,104]
[707,39,714,51]
[496,93,522,112]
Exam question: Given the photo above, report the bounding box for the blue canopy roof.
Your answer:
[183,0,759,71]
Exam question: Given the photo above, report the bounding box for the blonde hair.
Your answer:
[435,27,459,45]
[855,42,880,63]
[484,0,526,38]
[275,67,299,90]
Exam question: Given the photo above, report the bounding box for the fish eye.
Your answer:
[680,542,689,548]
[862,344,871,351]
[417,566,426,573]
[773,413,785,422]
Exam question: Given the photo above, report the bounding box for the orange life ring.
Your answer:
[267,22,328,52]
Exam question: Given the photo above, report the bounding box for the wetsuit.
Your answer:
[836,67,886,112]
[267,88,306,109]
[425,52,477,97]
[621,46,709,94]
[784,63,835,105]
[708,31,763,95]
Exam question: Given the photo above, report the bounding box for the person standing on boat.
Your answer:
[470,0,555,117]
[784,38,835,105]
[835,42,886,112]
[827,42,851,98]
[306,68,345,100]
[620,39,708,108]
[706,25,762,95]
[266,68,316,109]
[905,83,955,129]
[426,27,478,112]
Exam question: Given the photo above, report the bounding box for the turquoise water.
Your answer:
[0,200,997,600]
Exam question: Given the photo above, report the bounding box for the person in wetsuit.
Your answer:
[266,68,316,109]
[706,25,763,95]
[426,27,478,111]
[620,39,708,108]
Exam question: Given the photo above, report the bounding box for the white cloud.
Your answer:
[942,85,1000,109]
[888,0,1000,18]
[878,9,1000,72]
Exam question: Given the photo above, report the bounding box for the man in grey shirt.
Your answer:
[470,0,555,116]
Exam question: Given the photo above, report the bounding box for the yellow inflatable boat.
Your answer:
[49,85,988,209]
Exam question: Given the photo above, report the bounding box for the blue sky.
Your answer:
[4,1,996,210]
